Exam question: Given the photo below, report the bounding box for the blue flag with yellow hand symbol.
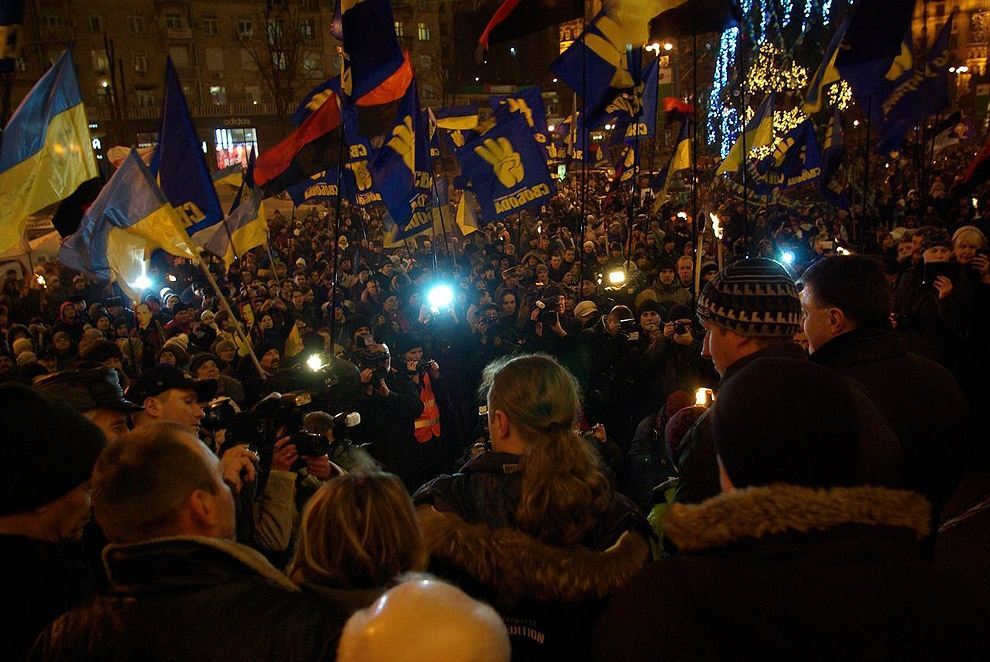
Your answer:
[368,80,434,235]
[455,115,556,223]
[490,86,550,146]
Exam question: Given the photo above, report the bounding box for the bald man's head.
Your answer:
[337,576,510,662]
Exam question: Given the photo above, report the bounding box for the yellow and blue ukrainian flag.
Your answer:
[651,119,692,212]
[58,150,195,298]
[0,50,99,253]
[204,148,267,272]
[716,94,775,176]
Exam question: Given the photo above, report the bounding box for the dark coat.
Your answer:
[594,484,939,661]
[413,452,651,661]
[810,324,968,511]
[352,369,425,491]
[934,469,990,658]
[674,341,903,506]
[29,537,348,662]
[0,535,96,661]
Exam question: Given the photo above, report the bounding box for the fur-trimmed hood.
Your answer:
[417,506,649,607]
[665,484,931,552]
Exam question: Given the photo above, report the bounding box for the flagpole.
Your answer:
[738,27,749,255]
[577,15,588,288]
[624,47,640,275]
[691,0,700,270]
[862,95,872,238]
[194,252,265,377]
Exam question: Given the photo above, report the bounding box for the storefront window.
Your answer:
[214,127,258,170]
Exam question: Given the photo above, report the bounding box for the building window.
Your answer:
[418,23,430,41]
[237,19,253,38]
[936,3,945,18]
[165,13,183,30]
[303,52,320,73]
[15,58,26,72]
[91,49,109,72]
[299,19,314,42]
[89,16,102,33]
[273,51,288,70]
[214,127,258,170]
[267,20,284,46]
[395,21,404,37]
[202,17,219,36]
[300,0,318,10]
[127,16,145,34]
[209,86,227,105]
[133,53,148,73]
[135,90,156,108]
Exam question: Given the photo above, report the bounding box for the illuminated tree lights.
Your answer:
[707,0,842,157]
[745,43,808,94]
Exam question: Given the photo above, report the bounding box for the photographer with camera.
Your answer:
[349,335,426,492]
[393,333,447,489]
[574,305,637,450]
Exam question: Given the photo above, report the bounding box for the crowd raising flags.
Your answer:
[3,0,990,275]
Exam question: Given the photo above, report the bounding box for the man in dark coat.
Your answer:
[594,358,939,661]
[800,255,969,513]
[674,258,902,505]
[30,422,348,661]
[0,385,106,660]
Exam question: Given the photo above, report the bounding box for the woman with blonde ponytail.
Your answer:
[414,354,650,660]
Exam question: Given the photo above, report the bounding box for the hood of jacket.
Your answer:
[417,506,648,607]
[665,484,931,553]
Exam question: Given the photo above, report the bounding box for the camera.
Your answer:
[201,397,237,432]
[922,261,960,287]
[673,322,688,335]
[356,345,391,381]
[534,295,562,324]
[288,431,331,458]
[618,317,639,334]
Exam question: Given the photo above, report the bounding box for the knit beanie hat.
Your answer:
[712,357,863,489]
[0,383,106,515]
[696,258,801,338]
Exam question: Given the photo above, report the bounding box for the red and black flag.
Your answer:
[254,90,342,197]
[477,0,584,51]
[957,137,990,194]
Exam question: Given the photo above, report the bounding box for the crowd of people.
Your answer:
[1,152,989,659]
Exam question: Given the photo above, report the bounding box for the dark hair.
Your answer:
[799,255,892,328]
[92,422,218,543]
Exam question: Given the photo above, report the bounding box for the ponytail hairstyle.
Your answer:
[480,354,612,546]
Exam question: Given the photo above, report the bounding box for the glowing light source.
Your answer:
[306,354,324,371]
[133,275,152,290]
[607,269,626,286]
[427,283,454,312]
[780,250,796,266]
[547,124,555,132]
[709,213,723,240]
[663,42,674,51]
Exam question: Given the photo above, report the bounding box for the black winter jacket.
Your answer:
[30,537,348,662]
